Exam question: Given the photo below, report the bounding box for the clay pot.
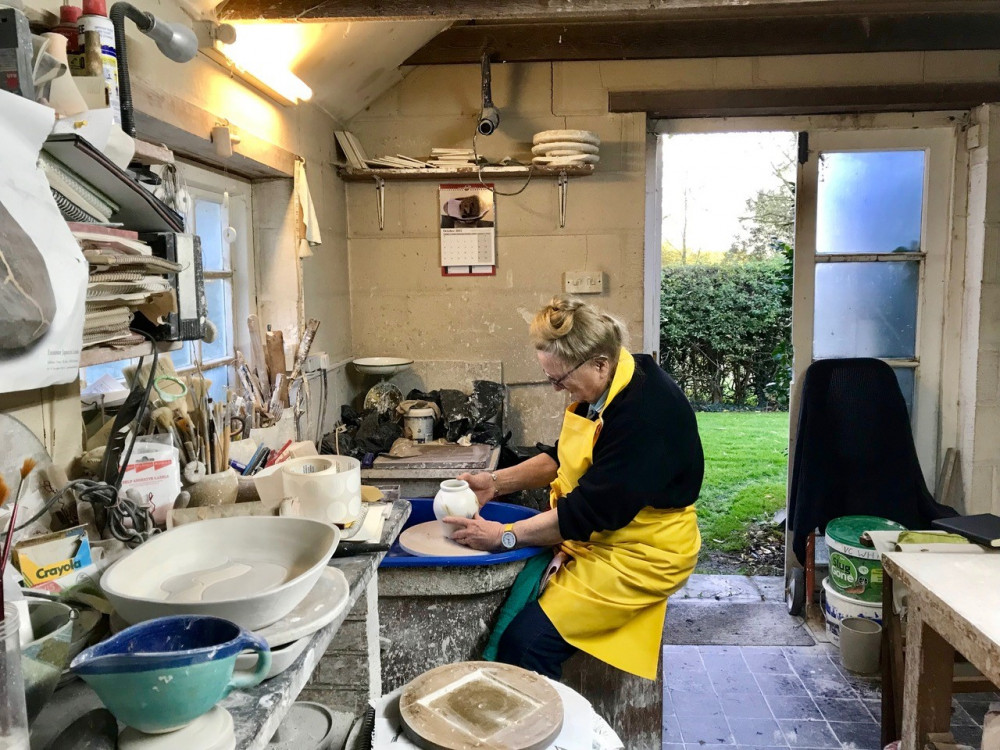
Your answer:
[433,479,479,535]
[186,469,238,508]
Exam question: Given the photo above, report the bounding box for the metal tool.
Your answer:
[374,175,385,231]
[558,170,569,229]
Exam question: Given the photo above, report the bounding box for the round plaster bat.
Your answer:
[531,141,600,155]
[532,129,601,146]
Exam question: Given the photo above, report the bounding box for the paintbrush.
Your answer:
[0,460,36,619]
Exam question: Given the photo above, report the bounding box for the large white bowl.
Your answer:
[352,357,413,376]
[101,517,340,630]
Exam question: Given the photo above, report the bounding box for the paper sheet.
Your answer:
[0,90,87,393]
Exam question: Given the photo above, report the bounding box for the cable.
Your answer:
[472,125,534,198]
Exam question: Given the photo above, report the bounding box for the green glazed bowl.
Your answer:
[71,615,270,734]
[22,600,75,722]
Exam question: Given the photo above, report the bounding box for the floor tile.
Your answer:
[678,714,734,745]
[863,699,881,724]
[956,700,991,726]
[777,719,840,749]
[671,689,724,718]
[663,714,684,744]
[685,745,734,750]
[662,744,684,750]
[847,677,881,701]
[666,669,716,694]
[952,724,985,747]
[950,700,978,727]
[797,672,856,700]
[712,670,765,694]
[828,719,881,748]
[765,695,822,721]
[743,650,794,675]
[756,673,809,696]
[729,718,784,746]
[720,692,773,719]
[812,697,872,723]
[664,647,705,672]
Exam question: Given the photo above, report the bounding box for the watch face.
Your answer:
[501,531,516,549]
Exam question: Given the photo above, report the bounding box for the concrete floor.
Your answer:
[661,575,998,750]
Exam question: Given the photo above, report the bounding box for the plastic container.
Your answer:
[821,576,881,646]
[826,515,906,602]
[839,617,882,674]
[0,603,30,749]
[75,0,119,121]
[404,407,435,443]
[53,4,82,55]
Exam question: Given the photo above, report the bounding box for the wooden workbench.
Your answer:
[881,552,1000,750]
[363,443,500,498]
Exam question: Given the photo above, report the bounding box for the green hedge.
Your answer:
[660,256,791,408]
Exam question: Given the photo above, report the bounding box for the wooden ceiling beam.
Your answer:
[217,0,1000,24]
[405,13,1000,64]
[609,83,1000,118]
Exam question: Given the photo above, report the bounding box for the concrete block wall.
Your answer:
[346,63,647,445]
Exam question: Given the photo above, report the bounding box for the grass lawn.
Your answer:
[695,411,790,553]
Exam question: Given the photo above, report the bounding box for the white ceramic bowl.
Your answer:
[352,357,413,376]
[101,517,340,630]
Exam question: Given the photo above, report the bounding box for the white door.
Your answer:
[790,127,957,491]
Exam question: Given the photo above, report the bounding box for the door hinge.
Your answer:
[797,132,809,165]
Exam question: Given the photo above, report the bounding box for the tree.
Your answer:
[728,155,796,260]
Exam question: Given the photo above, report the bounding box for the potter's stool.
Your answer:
[562,652,662,750]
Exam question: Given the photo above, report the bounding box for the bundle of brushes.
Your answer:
[0,459,37,620]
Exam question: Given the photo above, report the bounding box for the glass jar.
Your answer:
[0,603,29,748]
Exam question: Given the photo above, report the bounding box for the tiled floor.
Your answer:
[662,645,997,750]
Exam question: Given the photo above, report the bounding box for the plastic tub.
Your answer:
[821,576,881,646]
[826,515,906,603]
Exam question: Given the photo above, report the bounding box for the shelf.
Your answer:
[80,340,182,368]
[337,164,596,182]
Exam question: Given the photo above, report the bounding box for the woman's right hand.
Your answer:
[458,471,494,507]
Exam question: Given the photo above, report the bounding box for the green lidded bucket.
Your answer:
[826,515,906,603]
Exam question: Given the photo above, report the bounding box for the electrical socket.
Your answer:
[563,270,604,294]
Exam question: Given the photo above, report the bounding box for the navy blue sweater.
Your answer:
[542,354,704,542]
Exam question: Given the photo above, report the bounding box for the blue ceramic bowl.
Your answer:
[70,615,270,733]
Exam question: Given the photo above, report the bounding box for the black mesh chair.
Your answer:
[785,357,957,614]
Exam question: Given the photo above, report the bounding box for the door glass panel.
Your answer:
[816,150,925,254]
[202,279,231,364]
[813,261,919,358]
[194,199,228,271]
[203,366,230,402]
[892,367,915,416]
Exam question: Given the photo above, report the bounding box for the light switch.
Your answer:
[563,270,604,294]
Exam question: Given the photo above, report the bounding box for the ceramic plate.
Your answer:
[234,634,309,680]
[532,154,600,165]
[530,141,600,155]
[253,567,350,648]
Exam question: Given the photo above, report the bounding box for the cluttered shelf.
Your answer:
[79,339,181,367]
[336,164,596,182]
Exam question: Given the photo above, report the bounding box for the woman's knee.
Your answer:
[496,602,575,679]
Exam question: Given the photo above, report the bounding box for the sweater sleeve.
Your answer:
[556,414,692,541]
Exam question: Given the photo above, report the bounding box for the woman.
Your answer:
[445,295,703,681]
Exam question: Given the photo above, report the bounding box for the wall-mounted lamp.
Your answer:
[110,2,198,137]
[196,21,313,107]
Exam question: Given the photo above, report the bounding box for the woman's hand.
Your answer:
[457,471,494,507]
[446,515,503,551]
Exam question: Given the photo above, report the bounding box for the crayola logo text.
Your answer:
[36,559,83,579]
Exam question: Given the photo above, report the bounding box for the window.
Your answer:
[82,163,254,400]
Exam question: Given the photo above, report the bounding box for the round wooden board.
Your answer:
[400,661,564,750]
[532,129,601,146]
[398,521,490,558]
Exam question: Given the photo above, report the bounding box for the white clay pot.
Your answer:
[433,479,479,535]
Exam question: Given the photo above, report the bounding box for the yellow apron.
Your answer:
[538,348,701,679]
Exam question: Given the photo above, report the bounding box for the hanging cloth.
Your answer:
[294,158,322,257]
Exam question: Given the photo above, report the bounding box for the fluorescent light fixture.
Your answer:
[200,23,313,106]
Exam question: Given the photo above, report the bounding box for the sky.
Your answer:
[660,131,797,255]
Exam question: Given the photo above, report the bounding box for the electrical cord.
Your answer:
[472,126,534,197]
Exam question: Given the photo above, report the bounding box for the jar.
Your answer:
[404,407,436,444]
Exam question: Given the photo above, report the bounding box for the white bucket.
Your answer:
[821,576,881,646]
[404,407,435,444]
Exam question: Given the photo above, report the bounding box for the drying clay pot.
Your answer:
[187,469,238,508]
[433,479,479,536]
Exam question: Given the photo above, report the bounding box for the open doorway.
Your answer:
[656,130,797,576]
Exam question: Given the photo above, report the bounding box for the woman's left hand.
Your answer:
[445,515,503,551]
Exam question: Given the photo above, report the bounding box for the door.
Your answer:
[790,127,956,495]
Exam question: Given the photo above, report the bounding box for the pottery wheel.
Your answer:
[399,661,563,750]
[398,521,489,558]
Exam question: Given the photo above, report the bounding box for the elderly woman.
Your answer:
[445,295,703,681]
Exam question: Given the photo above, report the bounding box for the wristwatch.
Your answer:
[500,523,517,550]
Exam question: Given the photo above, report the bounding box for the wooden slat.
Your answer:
[609,83,1000,118]
[407,13,1000,64]
[218,0,1000,23]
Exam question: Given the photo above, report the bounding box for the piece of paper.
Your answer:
[0,90,87,393]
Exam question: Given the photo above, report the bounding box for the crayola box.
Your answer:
[14,526,94,591]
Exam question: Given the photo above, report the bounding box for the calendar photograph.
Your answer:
[439,184,496,276]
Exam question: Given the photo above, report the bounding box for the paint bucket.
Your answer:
[404,407,435,444]
[821,577,881,647]
[839,617,882,674]
[826,515,906,603]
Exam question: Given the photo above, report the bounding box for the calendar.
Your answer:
[440,184,496,276]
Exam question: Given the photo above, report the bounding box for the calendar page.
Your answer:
[440,184,496,275]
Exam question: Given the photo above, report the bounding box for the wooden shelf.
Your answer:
[80,340,182,368]
[337,164,596,182]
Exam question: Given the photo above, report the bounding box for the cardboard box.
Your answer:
[14,525,93,591]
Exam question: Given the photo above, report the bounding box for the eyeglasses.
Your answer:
[547,358,591,388]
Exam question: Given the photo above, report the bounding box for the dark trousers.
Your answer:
[496,600,578,679]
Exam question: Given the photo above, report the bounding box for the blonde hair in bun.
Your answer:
[530,294,627,365]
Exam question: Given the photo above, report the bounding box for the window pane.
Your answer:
[194,199,228,271]
[814,262,919,358]
[169,341,195,371]
[893,367,915,416]
[83,360,129,387]
[817,151,925,254]
[203,365,231,402]
[202,279,231,363]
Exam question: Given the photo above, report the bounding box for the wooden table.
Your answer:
[363,443,500,498]
[881,552,1000,750]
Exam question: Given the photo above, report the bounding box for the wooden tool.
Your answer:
[247,314,272,403]
[399,661,563,750]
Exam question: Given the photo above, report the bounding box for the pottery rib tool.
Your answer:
[247,314,272,403]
